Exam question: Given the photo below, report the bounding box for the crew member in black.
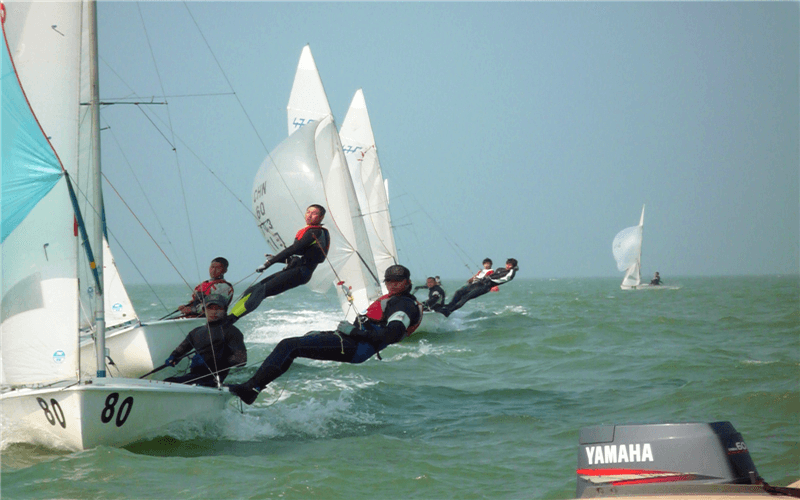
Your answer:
[439,258,519,317]
[227,204,330,323]
[419,276,446,312]
[650,272,662,285]
[164,294,247,387]
[227,264,423,405]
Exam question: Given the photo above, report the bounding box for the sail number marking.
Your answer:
[100,393,134,427]
[37,397,66,428]
[257,218,286,252]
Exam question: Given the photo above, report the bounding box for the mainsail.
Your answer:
[1,1,83,385]
[612,205,645,290]
[340,89,398,294]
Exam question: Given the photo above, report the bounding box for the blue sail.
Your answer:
[1,29,63,243]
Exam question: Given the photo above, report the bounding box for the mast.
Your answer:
[88,0,106,377]
[637,205,645,285]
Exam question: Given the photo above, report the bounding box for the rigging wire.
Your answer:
[136,2,201,281]
[181,1,270,153]
[182,0,381,300]
[103,173,193,290]
[102,118,185,272]
[393,190,477,276]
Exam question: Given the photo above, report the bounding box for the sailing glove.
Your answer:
[165,355,177,367]
[256,259,273,273]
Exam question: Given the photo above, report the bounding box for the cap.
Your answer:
[204,293,229,308]
[384,264,410,282]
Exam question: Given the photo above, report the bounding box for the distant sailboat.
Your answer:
[612,205,678,291]
[250,45,382,321]
[1,0,232,450]
[613,205,646,290]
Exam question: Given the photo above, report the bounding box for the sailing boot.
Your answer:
[226,380,262,405]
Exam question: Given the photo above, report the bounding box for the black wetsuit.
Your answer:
[422,284,446,312]
[164,319,247,387]
[244,290,422,389]
[440,266,518,316]
[228,225,330,322]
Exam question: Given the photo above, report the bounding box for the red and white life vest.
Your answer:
[365,293,424,337]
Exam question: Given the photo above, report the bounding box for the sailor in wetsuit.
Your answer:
[164,294,247,387]
[227,264,423,405]
[419,276,447,312]
[650,272,662,285]
[227,205,330,324]
[439,258,519,317]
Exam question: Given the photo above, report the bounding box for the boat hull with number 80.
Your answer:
[1,379,232,450]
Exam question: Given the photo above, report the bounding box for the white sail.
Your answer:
[287,44,332,136]
[612,205,645,290]
[340,89,399,294]
[1,1,84,386]
[101,239,138,330]
[252,116,382,319]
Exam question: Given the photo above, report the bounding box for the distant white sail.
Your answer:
[340,89,398,294]
[612,205,645,290]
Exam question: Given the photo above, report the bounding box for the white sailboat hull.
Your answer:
[621,284,681,291]
[0,378,233,451]
[79,318,205,378]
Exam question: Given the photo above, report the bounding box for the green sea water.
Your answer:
[2,275,798,499]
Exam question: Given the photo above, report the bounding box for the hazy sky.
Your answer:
[95,1,799,287]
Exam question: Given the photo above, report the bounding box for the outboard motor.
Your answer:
[576,421,761,498]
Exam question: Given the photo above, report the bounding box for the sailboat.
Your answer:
[281,46,437,329]
[612,205,646,289]
[1,1,232,450]
[251,45,382,322]
[338,92,443,329]
[612,205,677,291]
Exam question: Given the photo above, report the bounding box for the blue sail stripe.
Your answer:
[1,26,63,243]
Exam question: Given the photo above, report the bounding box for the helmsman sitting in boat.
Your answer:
[650,271,662,285]
[178,257,234,317]
[439,258,519,317]
[164,293,247,387]
[226,204,330,324]
[227,265,422,405]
